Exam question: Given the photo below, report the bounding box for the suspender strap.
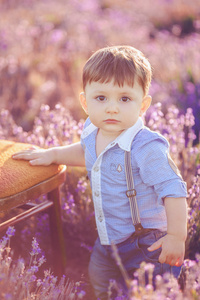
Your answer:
[124,151,144,233]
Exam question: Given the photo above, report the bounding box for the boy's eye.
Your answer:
[96,96,106,101]
[121,97,130,102]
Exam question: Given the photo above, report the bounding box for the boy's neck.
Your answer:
[95,129,123,157]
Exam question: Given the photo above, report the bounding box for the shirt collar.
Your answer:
[115,117,144,151]
[81,117,144,151]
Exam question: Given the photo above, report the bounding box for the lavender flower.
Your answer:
[30,238,41,256]
[0,229,79,299]
[6,227,15,238]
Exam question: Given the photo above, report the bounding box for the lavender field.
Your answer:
[0,0,200,299]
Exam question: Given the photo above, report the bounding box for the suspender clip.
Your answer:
[135,223,144,233]
[126,189,136,198]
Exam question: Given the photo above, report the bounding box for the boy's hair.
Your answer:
[83,45,152,96]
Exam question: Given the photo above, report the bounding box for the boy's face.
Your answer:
[80,79,151,139]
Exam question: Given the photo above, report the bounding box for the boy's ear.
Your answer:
[79,92,88,114]
[140,95,152,116]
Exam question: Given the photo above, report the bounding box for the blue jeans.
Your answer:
[89,229,181,300]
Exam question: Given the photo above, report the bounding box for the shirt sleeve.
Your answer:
[135,136,187,204]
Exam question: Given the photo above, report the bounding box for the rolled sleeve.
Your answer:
[136,137,187,204]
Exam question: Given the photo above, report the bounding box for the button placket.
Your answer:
[91,153,109,244]
[98,215,103,222]
[82,131,88,137]
[94,166,99,172]
[94,191,100,197]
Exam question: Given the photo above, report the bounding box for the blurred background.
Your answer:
[0,0,200,142]
[0,2,200,297]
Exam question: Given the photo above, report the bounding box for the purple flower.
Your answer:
[4,294,12,300]
[30,265,39,273]
[38,255,46,267]
[30,238,41,256]
[77,290,86,299]
[184,259,196,268]
[6,227,16,238]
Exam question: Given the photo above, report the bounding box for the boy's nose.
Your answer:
[105,101,119,114]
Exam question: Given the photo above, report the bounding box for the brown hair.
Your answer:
[82,45,152,96]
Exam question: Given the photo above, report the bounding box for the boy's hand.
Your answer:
[12,147,55,166]
[147,233,185,267]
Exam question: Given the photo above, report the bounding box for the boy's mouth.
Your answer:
[104,119,120,123]
[104,119,120,124]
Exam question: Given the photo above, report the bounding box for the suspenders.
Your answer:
[124,151,144,234]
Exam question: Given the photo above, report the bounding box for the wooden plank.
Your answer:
[0,200,53,232]
[48,188,67,276]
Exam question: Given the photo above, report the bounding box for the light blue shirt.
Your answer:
[81,117,187,245]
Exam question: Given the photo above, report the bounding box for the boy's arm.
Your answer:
[148,197,187,266]
[12,142,85,167]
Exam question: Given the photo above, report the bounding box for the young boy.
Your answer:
[13,46,187,300]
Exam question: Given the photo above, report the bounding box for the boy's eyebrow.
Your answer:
[118,91,134,96]
[90,89,110,95]
[92,91,133,95]
[91,90,137,97]
[93,90,106,94]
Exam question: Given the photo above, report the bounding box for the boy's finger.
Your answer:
[12,150,32,158]
[30,158,49,166]
[13,146,38,156]
[12,154,28,160]
[173,254,184,266]
[175,258,183,267]
[13,153,33,160]
[147,238,163,252]
[170,259,178,266]
[158,251,167,264]
[30,158,43,165]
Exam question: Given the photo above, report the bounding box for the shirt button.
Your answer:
[94,191,100,197]
[94,166,99,172]
[98,215,103,222]
[110,142,115,146]
[83,131,88,136]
